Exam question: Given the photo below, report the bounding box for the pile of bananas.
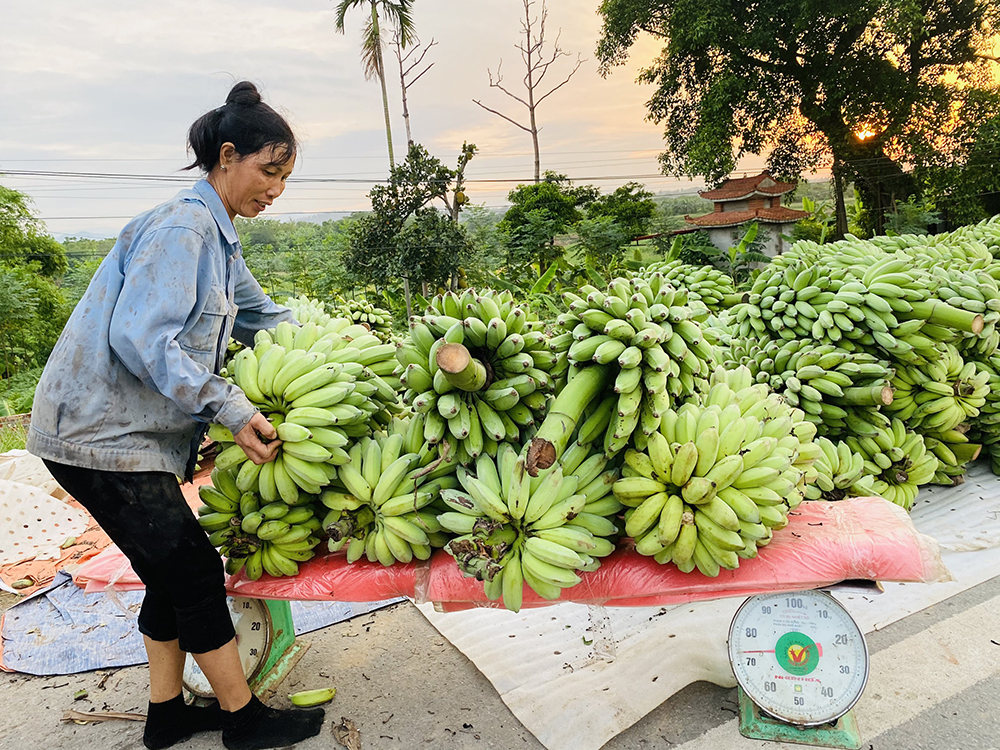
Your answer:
[551,274,716,455]
[734,254,985,366]
[323,418,459,565]
[804,437,878,501]
[640,260,740,312]
[337,298,395,340]
[394,289,560,465]
[439,441,621,611]
[197,466,324,579]
[282,295,334,327]
[211,319,401,502]
[720,339,894,438]
[886,343,989,432]
[843,419,935,510]
[612,366,821,576]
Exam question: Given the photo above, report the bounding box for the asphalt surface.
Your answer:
[1,576,998,749]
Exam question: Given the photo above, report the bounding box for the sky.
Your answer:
[0,0,774,239]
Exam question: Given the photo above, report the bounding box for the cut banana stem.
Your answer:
[437,343,489,392]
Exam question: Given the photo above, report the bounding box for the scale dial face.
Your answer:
[183,597,272,697]
[728,590,869,726]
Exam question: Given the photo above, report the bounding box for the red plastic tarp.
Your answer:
[75,496,947,609]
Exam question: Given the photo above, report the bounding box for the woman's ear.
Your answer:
[218,142,237,170]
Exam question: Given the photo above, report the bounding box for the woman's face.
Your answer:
[217,145,295,220]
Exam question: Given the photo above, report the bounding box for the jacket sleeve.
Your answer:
[108,226,257,434]
[231,254,298,347]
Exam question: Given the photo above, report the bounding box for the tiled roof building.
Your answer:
[684,171,810,255]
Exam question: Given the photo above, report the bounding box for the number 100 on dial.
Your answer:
[728,590,870,726]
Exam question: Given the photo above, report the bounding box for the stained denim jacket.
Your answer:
[27,179,295,479]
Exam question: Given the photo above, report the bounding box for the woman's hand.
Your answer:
[233,412,282,464]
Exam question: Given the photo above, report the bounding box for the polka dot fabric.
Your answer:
[0,480,89,566]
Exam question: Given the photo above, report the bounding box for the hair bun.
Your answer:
[225,81,262,107]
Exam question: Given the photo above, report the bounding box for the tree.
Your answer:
[498,173,590,236]
[392,28,436,148]
[473,0,584,182]
[0,185,67,277]
[335,0,416,169]
[596,0,1000,237]
[345,143,471,313]
[585,181,657,238]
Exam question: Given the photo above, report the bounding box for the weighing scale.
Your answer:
[183,597,307,700]
[728,589,870,749]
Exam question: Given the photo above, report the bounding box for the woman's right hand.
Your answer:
[234,412,282,464]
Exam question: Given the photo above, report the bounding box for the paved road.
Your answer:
[1,575,998,750]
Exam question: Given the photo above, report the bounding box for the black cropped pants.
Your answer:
[43,460,235,654]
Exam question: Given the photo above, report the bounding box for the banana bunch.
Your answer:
[612,365,822,577]
[886,343,989,433]
[735,250,986,365]
[969,355,1000,474]
[721,338,894,438]
[640,260,740,312]
[553,274,716,454]
[925,266,1000,357]
[395,289,560,465]
[196,466,324,580]
[211,318,404,500]
[805,437,879,501]
[922,429,982,486]
[439,441,621,612]
[324,418,460,566]
[843,418,936,510]
[282,294,334,326]
[951,215,1000,259]
[337,298,395,341]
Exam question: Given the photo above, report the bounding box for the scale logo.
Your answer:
[775,631,819,676]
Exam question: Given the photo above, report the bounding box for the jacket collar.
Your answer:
[192,179,240,250]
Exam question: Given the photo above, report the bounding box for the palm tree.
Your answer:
[335,0,416,169]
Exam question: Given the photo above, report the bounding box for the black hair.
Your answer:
[184,81,297,172]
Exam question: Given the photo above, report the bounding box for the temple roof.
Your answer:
[685,206,810,229]
[699,171,798,202]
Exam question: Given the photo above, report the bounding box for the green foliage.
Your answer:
[0,185,67,277]
[501,209,563,282]
[498,180,582,240]
[655,193,714,219]
[572,216,629,271]
[1,365,44,416]
[396,208,471,290]
[0,185,72,378]
[885,196,941,236]
[585,181,657,238]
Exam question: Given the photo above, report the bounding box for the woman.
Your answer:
[27,82,324,750]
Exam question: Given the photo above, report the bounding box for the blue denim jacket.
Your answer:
[27,179,295,479]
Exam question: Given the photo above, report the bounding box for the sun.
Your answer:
[855,128,877,141]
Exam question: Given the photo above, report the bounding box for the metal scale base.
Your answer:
[738,688,863,750]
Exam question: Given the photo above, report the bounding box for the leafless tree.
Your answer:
[393,30,437,148]
[473,0,584,183]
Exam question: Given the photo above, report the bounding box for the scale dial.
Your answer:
[729,590,869,726]
[183,597,272,698]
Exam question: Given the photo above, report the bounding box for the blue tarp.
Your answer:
[1,571,401,676]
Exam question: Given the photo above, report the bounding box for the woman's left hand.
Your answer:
[234,412,282,464]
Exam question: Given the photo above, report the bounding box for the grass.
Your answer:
[0,421,28,453]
